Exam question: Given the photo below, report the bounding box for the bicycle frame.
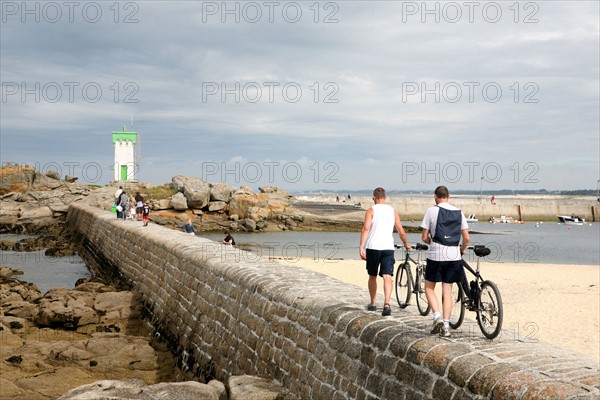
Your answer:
[451,245,503,339]
[460,258,483,311]
[395,243,430,315]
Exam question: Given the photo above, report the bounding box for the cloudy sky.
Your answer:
[1,1,599,192]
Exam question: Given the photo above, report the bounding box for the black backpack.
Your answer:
[432,206,462,246]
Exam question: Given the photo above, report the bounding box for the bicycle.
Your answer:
[394,243,430,316]
[449,245,504,339]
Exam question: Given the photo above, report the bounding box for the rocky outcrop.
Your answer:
[57,375,289,400]
[0,223,78,255]
[1,163,297,233]
[228,185,266,219]
[168,177,293,231]
[0,164,98,229]
[1,267,292,400]
[0,269,175,399]
[58,380,221,400]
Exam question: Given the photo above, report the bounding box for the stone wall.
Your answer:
[67,203,599,399]
[388,197,600,221]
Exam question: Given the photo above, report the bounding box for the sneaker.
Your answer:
[440,325,451,338]
[382,304,391,316]
[430,318,443,334]
[366,305,377,312]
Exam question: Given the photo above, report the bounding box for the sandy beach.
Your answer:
[283,257,600,361]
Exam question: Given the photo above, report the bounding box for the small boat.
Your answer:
[557,215,585,225]
[466,214,478,223]
[489,216,514,224]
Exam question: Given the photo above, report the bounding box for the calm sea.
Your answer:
[1,234,90,294]
[2,222,597,293]
[203,221,600,266]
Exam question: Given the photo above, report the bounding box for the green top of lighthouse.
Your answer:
[112,126,137,144]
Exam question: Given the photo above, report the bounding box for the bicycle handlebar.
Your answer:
[394,243,428,251]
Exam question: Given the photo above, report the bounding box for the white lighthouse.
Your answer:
[112,126,138,182]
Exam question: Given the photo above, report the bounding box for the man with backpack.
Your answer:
[420,186,470,337]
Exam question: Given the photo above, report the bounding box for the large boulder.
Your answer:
[208,201,227,212]
[228,186,267,219]
[170,192,188,210]
[18,206,54,224]
[46,170,61,180]
[0,164,36,195]
[171,176,211,209]
[243,219,256,232]
[210,182,234,202]
[148,198,171,210]
[228,375,288,400]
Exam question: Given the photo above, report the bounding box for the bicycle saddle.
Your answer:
[415,243,428,251]
[473,245,491,257]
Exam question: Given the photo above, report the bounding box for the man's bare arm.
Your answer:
[460,229,470,255]
[394,211,410,248]
[359,208,373,259]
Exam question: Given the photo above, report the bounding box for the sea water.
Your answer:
[202,221,600,266]
[1,234,90,294]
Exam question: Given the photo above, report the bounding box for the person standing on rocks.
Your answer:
[142,203,150,226]
[135,192,144,220]
[117,190,128,220]
[115,186,123,203]
[359,187,410,316]
[420,185,470,338]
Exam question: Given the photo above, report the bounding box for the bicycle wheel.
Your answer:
[415,267,431,316]
[449,282,465,329]
[395,263,412,308]
[476,280,503,339]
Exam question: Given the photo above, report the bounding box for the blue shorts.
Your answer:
[366,249,395,277]
[425,259,463,283]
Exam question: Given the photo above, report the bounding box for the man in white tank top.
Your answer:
[359,187,411,316]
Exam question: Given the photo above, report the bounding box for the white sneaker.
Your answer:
[430,318,443,334]
[440,325,451,338]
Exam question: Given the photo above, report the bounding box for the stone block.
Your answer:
[432,379,456,400]
[406,337,443,366]
[423,343,472,376]
[467,362,523,397]
[448,353,494,387]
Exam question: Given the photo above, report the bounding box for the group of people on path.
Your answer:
[359,185,469,338]
[114,187,150,226]
[114,186,235,245]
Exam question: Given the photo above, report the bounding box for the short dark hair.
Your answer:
[435,186,449,199]
[373,187,386,199]
[224,230,230,234]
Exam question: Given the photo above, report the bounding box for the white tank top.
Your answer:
[365,204,395,250]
